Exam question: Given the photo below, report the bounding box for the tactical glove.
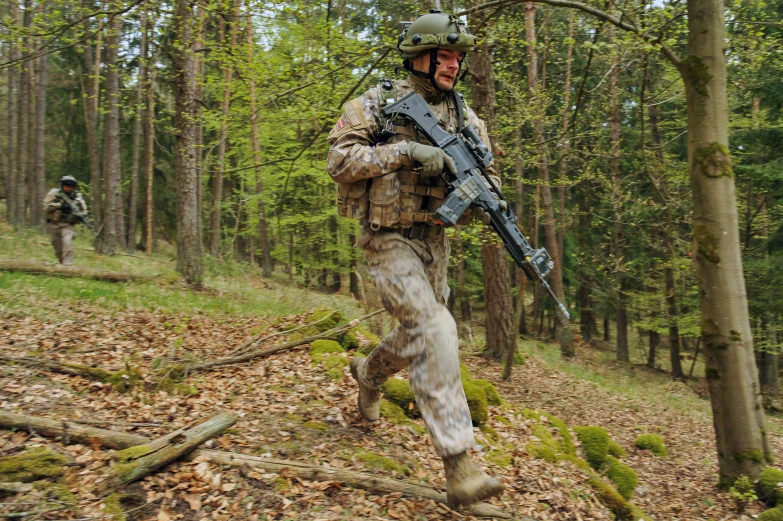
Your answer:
[61,201,72,214]
[407,142,457,177]
[474,200,508,226]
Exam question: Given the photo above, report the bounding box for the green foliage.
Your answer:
[730,475,759,511]
[485,450,513,467]
[634,434,668,457]
[574,426,610,470]
[759,507,783,521]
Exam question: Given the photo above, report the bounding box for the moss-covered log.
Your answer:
[112,412,237,484]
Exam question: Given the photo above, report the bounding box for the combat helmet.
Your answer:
[397,9,476,91]
[60,175,78,188]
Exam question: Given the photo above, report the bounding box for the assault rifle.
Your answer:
[383,92,570,319]
[54,191,97,236]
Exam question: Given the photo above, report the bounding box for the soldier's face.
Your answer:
[413,49,465,91]
[62,185,74,193]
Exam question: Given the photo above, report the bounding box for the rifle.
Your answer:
[383,92,570,319]
[55,191,97,236]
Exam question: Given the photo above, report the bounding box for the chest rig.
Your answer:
[336,79,469,229]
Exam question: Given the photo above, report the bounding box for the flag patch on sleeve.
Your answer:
[335,114,348,131]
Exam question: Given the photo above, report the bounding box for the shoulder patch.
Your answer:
[328,97,369,141]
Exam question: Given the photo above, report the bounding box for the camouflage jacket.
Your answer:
[43,188,89,226]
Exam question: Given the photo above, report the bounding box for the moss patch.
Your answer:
[355,452,410,475]
[526,441,558,463]
[37,482,77,506]
[107,365,143,393]
[0,446,67,482]
[634,434,668,457]
[759,507,783,521]
[608,440,627,458]
[460,362,472,381]
[574,426,610,470]
[693,224,721,264]
[480,424,499,441]
[735,448,765,464]
[103,494,128,521]
[340,326,380,353]
[694,142,733,179]
[309,339,345,363]
[381,379,418,417]
[679,54,712,97]
[473,379,503,406]
[544,412,576,456]
[463,380,488,425]
[605,456,638,500]
[379,400,426,434]
[485,449,513,467]
[303,421,329,432]
[758,467,783,505]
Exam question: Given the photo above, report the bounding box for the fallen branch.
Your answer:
[188,309,385,372]
[0,354,112,381]
[112,413,237,484]
[0,411,524,520]
[0,259,152,282]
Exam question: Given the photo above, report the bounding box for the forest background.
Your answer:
[1,0,782,490]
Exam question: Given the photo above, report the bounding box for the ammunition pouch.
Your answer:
[336,179,369,220]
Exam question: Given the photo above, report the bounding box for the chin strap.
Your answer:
[404,49,465,92]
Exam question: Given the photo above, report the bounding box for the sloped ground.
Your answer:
[0,306,776,521]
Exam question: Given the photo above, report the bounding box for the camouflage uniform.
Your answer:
[327,75,496,457]
[43,188,88,266]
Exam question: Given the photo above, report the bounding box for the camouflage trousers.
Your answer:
[48,223,75,266]
[354,228,475,457]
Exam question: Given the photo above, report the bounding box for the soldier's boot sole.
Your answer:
[349,356,381,421]
[444,452,505,508]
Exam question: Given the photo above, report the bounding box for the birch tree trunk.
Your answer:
[174,0,204,285]
[128,6,147,252]
[682,0,769,485]
[95,12,122,255]
[526,2,573,357]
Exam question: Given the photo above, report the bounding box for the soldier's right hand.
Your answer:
[407,142,457,177]
[61,201,72,214]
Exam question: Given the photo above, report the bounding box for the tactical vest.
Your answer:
[336,79,468,229]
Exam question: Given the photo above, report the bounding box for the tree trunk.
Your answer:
[609,26,628,362]
[469,3,516,363]
[174,0,203,286]
[144,58,156,255]
[95,12,122,255]
[525,2,573,357]
[557,10,574,270]
[6,3,18,224]
[647,330,659,368]
[32,42,47,231]
[682,0,769,485]
[245,18,272,276]
[513,128,527,336]
[210,5,239,257]
[82,20,102,227]
[128,7,147,252]
[13,0,31,230]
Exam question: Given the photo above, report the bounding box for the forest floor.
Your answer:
[0,229,779,521]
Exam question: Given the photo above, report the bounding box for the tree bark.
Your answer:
[174,0,204,286]
[82,18,102,226]
[5,3,18,225]
[469,4,516,363]
[13,0,32,230]
[144,58,156,255]
[112,413,237,484]
[0,260,152,281]
[608,25,628,362]
[526,2,573,357]
[682,0,769,485]
[128,6,147,252]
[94,11,122,255]
[32,39,47,231]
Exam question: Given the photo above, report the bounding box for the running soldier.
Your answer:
[43,176,90,266]
[326,10,505,508]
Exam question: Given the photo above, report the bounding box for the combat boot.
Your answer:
[443,452,505,508]
[349,356,380,421]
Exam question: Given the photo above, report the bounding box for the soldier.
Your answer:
[43,175,90,266]
[326,10,505,508]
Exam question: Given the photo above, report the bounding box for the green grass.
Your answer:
[0,225,364,320]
